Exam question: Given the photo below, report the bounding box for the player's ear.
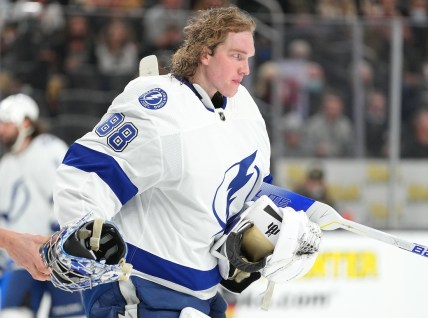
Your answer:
[200,46,212,66]
[22,117,33,129]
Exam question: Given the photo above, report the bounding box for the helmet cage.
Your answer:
[40,213,131,292]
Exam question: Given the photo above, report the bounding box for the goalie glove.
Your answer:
[40,213,132,292]
[211,198,276,277]
[217,212,264,293]
[210,197,277,293]
[231,195,321,284]
[259,205,322,283]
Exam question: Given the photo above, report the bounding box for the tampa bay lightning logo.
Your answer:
[212,151,261,229]
[0,178,30,223]
[138,88,167,110]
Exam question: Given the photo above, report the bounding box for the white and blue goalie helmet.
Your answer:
[40,213,132,292]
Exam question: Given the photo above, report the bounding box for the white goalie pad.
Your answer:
[179,307,210,318]
[40,213,132,292]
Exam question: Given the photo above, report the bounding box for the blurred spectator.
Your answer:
[235,0,300,16]
[95,18,139,90]
[422,61,428,105]
[256,39,321,117]
[253,34,272,67]
[255,59,277,103]
[45,73,66,116]
[1,1,65,36]
[151,49,174,75]
[283,0,318,14]
[408,0,428,47]
[401,107,428,158]
[293,166,336,208]
[142,0,187,53]
[235,0,273,17]
[0,1,12,29]
[140,1,187,75]
[56,13,97,88]
[305,92,354,157]
[364,0,413,72]
[410,7,428,109]
[141,23,183,59]
[408,0,428,23]
[365,90,389,157]
[35,0,66,35]
[279,112,309,158]
[191,0,227,10]
[317,0,358,19]
[0,21,21,74]
[0,71,12,100]
[358,0,385,16]
[401,65,424,123]
[288,38,312,60]
[75,0,144,10]
[0,1,67,118]
[354,60,378,94]
[304,62,327,116]
[379,0,407,17]
[343,59,385,123]
[0,1,65,92]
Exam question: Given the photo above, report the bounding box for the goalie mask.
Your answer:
[40,213,132,292]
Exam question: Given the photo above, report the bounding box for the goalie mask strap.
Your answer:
[89,218,104,251]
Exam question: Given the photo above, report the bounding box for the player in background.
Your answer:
[52,6,321,318]
[0,94,85,318]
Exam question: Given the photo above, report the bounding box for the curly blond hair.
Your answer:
[170,6,256,79]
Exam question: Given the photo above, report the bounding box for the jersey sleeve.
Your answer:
[54,77,172,226]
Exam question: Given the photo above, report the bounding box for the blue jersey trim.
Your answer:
[62,143,138,205]
[263,174,273,184]
[254,182,315,211]
[126,243,222,291]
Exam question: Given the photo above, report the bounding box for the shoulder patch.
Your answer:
[138,88,168,110]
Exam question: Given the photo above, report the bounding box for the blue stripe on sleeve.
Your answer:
[62,143,138,205]
[254,182,315,211]
[126,243,222,291]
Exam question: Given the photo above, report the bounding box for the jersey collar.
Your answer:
[178,77,227,112]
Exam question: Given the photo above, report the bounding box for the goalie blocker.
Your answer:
[211,195,322,293]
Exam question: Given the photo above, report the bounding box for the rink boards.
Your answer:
[227,231,428,318]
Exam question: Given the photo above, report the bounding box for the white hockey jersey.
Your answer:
[54,75,271,299]
[0,134,68,235]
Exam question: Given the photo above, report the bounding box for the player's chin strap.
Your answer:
[40,212,132,292]
[11,124,33,153]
